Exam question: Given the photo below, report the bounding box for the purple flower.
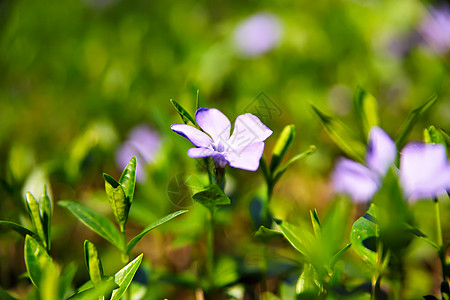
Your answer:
[233,13,282,57]
[400,143,450,201]
[419,4,450,54]
[116,124,161,182]
[171,108,272,171]
[332,127,396,203]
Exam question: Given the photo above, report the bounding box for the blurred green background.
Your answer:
[0,0,449,298]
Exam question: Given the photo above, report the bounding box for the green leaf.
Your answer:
[395,94,437,150]
[270,125,296,173]
[424,126,447,152]
[110,254,143,300]
[311,105,366,162]
[275,219,315,261]
[196,89,200,110]
[58,201,124,252]
[104,174,129,231]
[40,262,59,300]
[40,185,52,251]
[68,278,117,300]
[170,99,196,126]
[59,262,78,299]
[272,145,316,184]
[192,184,230,211]
[310,209,321,237]
[25,192,46,249]
[260,156,270,184]
[353,86,379,137]
[24,235,56,289]
[0,221,39,240]
[329,243,351,269]
[84,240,104,286]
[350,205,377,266]
[404,224,438,249]
[255,226,283,242]
[127,210,188,254]
[119,156,137,205]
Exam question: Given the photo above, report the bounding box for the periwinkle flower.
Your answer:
[116,124,161,182]
[332,126,396,203]
[419,4,450,54]
[400,143,450,201]
[233,13,282,57]
[171,108,272,171]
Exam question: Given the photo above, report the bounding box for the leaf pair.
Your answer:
[261,124,316,189]
[59,200,187,255]
[103,157,137,232]
[192,184,230,212]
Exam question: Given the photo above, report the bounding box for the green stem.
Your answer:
[372,218,382,300]
[434,198,446,282]
[206,208,215,290]
[121,229,131,300]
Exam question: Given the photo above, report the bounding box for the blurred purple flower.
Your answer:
[171,108,272,171]
[116,125,161,182]
[419,4,450,54]
[233,13,282,57]
[332,127,396,203]
[400,143,450,201]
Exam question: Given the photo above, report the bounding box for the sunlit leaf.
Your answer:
[350,205,377,266]
[25,192,46,249]
[192,184,230,211]
[104,174,129,231]
[58,201,124,252]
[310,209,321,238]
[40,185,52,251]
[40,262,59,300]
[329,243,351,270]
[119,156,136,205]
[395,94,437,150]
[0,221,38,240]
[353,86,379,138]
[84,240,104,286]
[272,145,316,184]
[170,99,197,126]
[68,278,117,300]
[270,124,295,173]
[59,262,78,299]
[311,105,365,162]
[110,254,143,300]
[127,210,188,254]
[424,126,447,153]
[24,235,56,289]
[275,219,315,261]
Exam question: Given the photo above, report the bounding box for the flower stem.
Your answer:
[121,229,131,300]
[434,198,446,282]
[206,208,215,290]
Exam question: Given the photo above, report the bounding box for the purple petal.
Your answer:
[127,125,161,163]
[332,158,380,203]
[171,124,213,148]
[224,141,265,171]
[400,143,450,200]
[195,108,231,143]
[227,113,272,152]
[366,126,397,176]
[188,148,228,168]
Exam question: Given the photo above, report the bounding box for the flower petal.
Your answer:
[171,124,213,148]
[366,126,397,176]
[187,147,218,158]
[332,158,380,203]
[400,143,450,200]
[224,142,265,171]
[227,113,272,152]
[195,108,231,142]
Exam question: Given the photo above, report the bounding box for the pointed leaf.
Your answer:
[119,156,136,205]
[59,262,78,299]
[329,243,351,269]
[58,201,124,252]
[255,226,283,242]
[424,126,447,153]
[270,125,296,173]
[350,205,377,266]
[310,209,321,237]
[104,174,129,231]
[170,99,196,126]
[84,240,104,286]
[40,185,52,251]
[353,86,379,137]
[110,254,143,300]
[395,94,437,150]
[127,210,187,254]
[24,235,56,289]
[311,105,365,162]
[196,89,200,110]
[26,192,46,248]
[272,145,316,184]
[192,184,230,211]
[404,224,438,249]
[275,219,315,260]
[68,278,117,300]
[0,221,39,240]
